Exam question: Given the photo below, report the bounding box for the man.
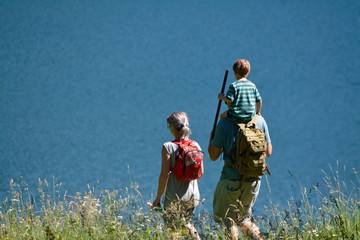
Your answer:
[208,114,272,239]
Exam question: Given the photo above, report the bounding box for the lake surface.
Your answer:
[1,0,359,216]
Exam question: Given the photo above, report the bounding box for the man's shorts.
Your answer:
[213,178,261,227]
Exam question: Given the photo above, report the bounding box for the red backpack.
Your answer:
[171,139,203,181]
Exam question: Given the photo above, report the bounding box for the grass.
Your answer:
[259,165,360,239]
[0,165,359,239]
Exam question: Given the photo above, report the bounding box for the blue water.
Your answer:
[1,0,360,216]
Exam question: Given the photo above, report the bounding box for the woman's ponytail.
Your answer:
[167,112,192,138]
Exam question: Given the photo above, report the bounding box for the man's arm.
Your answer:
[208,134,222,161]
[266,142,272,157]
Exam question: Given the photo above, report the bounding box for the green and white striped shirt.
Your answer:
[225,79,261,122]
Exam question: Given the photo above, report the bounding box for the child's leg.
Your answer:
[220,110,228,120]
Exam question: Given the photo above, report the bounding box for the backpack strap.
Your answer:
[246,114,259,128]
[224,117,245,128]
[225,114,259,129]
[246,115,271,175]
[171,139,194,145]
[223,117,244,168]
[170,139,196,160]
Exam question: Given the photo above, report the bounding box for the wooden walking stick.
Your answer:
[211,70,229,139]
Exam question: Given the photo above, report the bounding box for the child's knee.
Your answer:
[220,111,228,120]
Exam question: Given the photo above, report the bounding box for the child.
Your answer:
[218,59,262,123]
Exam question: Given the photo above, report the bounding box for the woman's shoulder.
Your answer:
[163,141,179,154]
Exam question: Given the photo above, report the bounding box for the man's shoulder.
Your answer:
[218,118,236,127]
[257,115,266,122]
[219,115,268,130]
[213,118,237,137]
[256,115,268,131]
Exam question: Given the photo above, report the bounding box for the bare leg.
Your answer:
[220,110,228,120]
[228,225,239,239]
[185,223,201,240]
[223,218,239,240]
[240,221,263,240]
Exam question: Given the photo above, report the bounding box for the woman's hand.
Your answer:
[151,198,161,209]
[152,146,170,210]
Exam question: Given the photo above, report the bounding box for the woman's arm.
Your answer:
[152,146,171,208]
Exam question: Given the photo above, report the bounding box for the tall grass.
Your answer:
[0,177,224,239]
[259,165,360,239]
[0,165,359,239]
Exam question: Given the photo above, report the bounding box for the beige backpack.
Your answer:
[225,114,271,178]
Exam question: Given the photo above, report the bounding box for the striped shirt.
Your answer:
[225,79,261,122]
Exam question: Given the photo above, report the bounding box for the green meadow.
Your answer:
[1,165,359,239]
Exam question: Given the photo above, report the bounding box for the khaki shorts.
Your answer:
[213,178,261,227]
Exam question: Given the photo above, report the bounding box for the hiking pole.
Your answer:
[211,69,229,139]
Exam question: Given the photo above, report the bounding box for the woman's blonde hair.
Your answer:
[167,112,191,138]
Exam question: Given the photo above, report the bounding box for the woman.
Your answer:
[152,112,203,238]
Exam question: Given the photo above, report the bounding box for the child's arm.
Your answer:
[256,99,262,115]
[218,93,232,104]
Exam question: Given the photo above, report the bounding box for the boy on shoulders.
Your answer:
[218,59,262,123]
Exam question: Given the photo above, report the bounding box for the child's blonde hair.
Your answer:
[233,59,251,78]
[167,112,191,137]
